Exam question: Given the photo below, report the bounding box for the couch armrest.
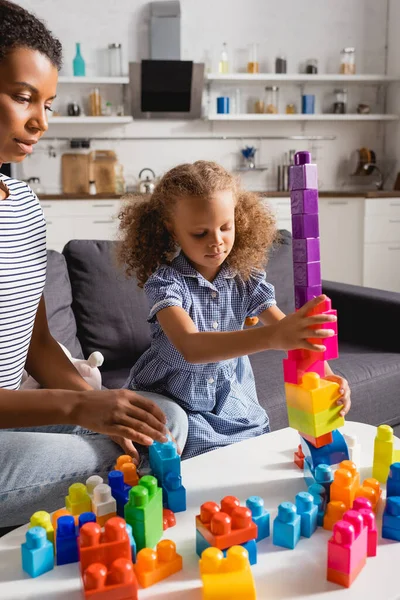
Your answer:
[322,280,400,352]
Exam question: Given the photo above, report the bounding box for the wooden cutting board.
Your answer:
[62,153,90,194]
[90,150,117,194]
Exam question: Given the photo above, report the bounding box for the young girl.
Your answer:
[119,161,351,459]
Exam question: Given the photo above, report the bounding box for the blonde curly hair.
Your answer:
[118,160,277,287]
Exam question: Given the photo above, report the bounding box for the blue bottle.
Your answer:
[73,43,86,77]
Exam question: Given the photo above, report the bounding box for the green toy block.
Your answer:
[124,475,163,551]
[287,404,344,438]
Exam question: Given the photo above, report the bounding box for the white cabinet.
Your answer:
[41,200,121,252]
[263,197,292,232]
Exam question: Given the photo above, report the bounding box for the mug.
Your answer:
[302,95,315,114]
[67,102,81,117]
[217,97,230,114]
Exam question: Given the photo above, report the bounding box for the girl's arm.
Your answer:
[156,295,337,364]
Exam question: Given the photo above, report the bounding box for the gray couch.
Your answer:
[44,232,400,438]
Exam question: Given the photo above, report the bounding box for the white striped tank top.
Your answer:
[0,173,46,390]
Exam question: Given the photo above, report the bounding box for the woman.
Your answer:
[0,0,188,529]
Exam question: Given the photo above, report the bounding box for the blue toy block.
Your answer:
[21,526,54,578]
[382,496,400,533]
[301,429,349,471]
[273,502,301,549]
[246,496,270,542]
[308,483,327,510]
[56,515,78,565]
[387,463,400,498]
[314,464,333,502]
[195,529,257,565]
[308,492,325,526]
[295,492,318,538]
[125,523,137,563]
[304,457,315,487]
[149,438,181,484]
[382,525,400,541]
[78,512,96,529]
[108,470,131,517]
[162,471,186,513]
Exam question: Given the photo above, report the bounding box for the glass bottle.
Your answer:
[275,56,287,74]
[108,43,122,77]
[89,180,97,195]
[218,43,229,74]
[333,88,347,114]
[114,163,126,195]
[89,88,102,116]
[340,48,356,75]
[247,43,259,74]
[73,43,86,77]
[264,86,279,113]
[305,59,318,74]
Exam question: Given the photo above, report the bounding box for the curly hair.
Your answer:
[118,160,277,287]
[0,0,62,69]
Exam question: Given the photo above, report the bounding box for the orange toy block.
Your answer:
[121,463,139,487]
[356,478,382,512]
[301,431,333,449]
[327,559,365,589]
[196,497,257,550]
[134,540,182,588]
[285,372,341,414]
[79,517,131,574]
[338,461,360,489]
[83,558,138,599]
[323,501,347,530]
[245,316,259,327]
[199,546,256,600]
[330,465,359,509]
[294,444,305,469]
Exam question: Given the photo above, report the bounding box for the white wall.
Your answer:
[15,0,391,194]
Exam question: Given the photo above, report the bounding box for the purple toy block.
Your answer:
[295,285,322,309]
[290,189,319,214]
[293,261,321,287]
[289,164,318,191]
[292,238,320,263]
[292,214,319,239]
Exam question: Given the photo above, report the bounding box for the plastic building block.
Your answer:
[294,444,305,469]
[114,455,134,472]
[323,501,347,530]
[134,539,182,588]
[304,458,315,488]
[285,373,341,415]
[79,512,97,529]
[287,404,343,439]
[92,483,117,526]
[330,465,359,509]
[387,463,400,498]
[195,529,257,566]
[86,475,104,499]
[29,511,54,545]
[65,482,92,516]
[295,285,322,309]
[373,424,397,483]
[295,492,318,538]
[149,439,181,481]
[357,478,382,512]
[56,515,79,565]
[79,517,132,573]
[342,434,361,470]
[292,237,320,263]
[353,501,377,557]
[273,502,301,549]
[82,557,138,599]
[283,356,324,385]
[301,431,333,449]
[125,524,137,563]
[293,261,321,287]
[301,428,349,471]
[327,513,368,588]
[290,189,319,214]
[199,546,256,600]
[314,464,334,501]
[289,162,318,192]
[162,471,187,513]
[163,508,176,530]
[21,526,54,578]
[122,463,139,487]
[246,496,270,541]
[108,470,131,518]
[124,475,163,551]
[196,497,257,550]
[382,496,400,541]
[308,485,327,526]
[292,214,319,239]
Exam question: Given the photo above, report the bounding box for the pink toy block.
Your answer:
[293,261,321,287]
[327,511,367,580]
[290,189,319,214]
[295,285,322,309]
[292,214,319,239]
[358,508,377,557]
[292,238,321,263]
[283,357,325,385]
[289,163,318,191]
[322,333,339,360]
[308,296,332,315]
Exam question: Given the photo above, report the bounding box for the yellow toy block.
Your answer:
[200,546,256,600]
[286,404,344,438]
[29,511,54,545]
[65,483,92,516]
[285,372,341,414]
[372,425,400,483]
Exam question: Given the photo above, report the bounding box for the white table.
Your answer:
[0,422,399,600]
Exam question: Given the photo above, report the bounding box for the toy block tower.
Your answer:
[285,151,345,462]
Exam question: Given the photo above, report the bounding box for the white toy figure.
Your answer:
[20,343,104,390]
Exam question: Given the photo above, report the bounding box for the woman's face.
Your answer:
[0,47,58,166]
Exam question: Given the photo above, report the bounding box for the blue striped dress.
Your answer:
[0,174,46,390]
[125,252,276,459]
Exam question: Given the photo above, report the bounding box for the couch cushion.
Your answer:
[44,250,83,358]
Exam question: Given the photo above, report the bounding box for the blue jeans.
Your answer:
[0,392,188,527]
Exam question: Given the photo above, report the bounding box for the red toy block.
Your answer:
[196,498,257,550]
[294,444,305,469]
[134,540,182,588]
[163,509,176,530]
[79,517,131,574]
[307,296,332,315]
[301,431,333,449]
[283,356,325,385]
[83,558,138,599]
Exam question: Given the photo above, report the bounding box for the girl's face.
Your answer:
[0,47,58,166]
[170,189,236,281]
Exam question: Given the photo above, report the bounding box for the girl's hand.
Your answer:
[325,374,351,417]
[267,295,337,351]
[109,430,182,466]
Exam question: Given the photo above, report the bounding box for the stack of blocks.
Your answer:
[372,425,400,483]
[149,438,187,513]
[273,491,318,549]
[195,495,270,566]
[124,475,163,552]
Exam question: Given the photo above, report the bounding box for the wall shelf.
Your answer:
[207,114,399,122]
[58,76,129,84]
[49,116,133,124]
[206,73,400,84]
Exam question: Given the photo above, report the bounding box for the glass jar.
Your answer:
[89,88,102,116]
[264,86,279,113]
[333,88,347,114]
[305,58,318,74]
[108,43,122,77]
[286,103,296,114]
[275,56,287,74]
[247,43,259,74]
[340,47,356,75]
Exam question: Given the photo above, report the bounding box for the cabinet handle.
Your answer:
[389,219,400,224]
[327,201,349,205]
[93,220,113,224]
[389,246,400,250]
[92,204,115,208]
[41,204,52,208]
[46,220,53,225]
[390,203,400,207]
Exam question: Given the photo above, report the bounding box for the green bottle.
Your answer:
[73,43,85,77]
